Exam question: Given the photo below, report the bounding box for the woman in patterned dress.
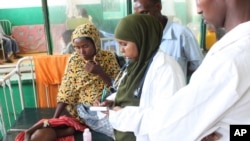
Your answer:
[19,23,120,141]
[54,23,120,122]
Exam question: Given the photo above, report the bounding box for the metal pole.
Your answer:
[127,0,133,15]
[41,0,53,55]
[200,17,207,52]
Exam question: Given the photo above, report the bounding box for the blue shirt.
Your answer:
[159,20,204,78]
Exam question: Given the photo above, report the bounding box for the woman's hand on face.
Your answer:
[85,60,103,75]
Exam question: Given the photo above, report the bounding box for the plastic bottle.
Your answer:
[83,128,92,141]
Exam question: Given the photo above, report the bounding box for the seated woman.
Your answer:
[0,24,22,63]
[15,23,121,141]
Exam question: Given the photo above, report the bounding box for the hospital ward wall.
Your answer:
[0,4,120,54]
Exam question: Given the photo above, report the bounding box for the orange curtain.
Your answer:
[33,54,70,108]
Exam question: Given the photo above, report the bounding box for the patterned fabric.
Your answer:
[71,23,100,53]
[11,24,66,53]
[33,55,70,107]
[77,104,114,139]
[57,23,120,122]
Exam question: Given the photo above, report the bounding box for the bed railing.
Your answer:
[0,56,36,138]
[0,104,6,137]
[15,56,37,108]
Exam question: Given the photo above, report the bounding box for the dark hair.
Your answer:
[62,30,74,44]
[78,8,89,18]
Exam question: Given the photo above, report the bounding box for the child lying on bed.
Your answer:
[15,116,86,141]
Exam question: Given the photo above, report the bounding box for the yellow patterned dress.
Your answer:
[57,23,120,122]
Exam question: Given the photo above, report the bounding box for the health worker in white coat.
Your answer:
[97,14,186,141]
[108,0,250,140]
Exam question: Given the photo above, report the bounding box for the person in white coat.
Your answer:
[107,0,250,140]
[95,14,186,141]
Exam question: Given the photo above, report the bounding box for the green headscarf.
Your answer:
[114,14,163,141]
[114,14,163,107]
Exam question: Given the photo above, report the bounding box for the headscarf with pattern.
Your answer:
[71,23,101,53]
[57,23,121,122]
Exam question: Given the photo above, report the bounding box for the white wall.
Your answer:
[161,0,175,16]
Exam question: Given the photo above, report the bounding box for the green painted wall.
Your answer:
[0,4,122,56]
[174,2,188,24]
[80,5,120,33]
[0,7,44,26]
[0,4,120,33]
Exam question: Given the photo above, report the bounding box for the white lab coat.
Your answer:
[109,50,186,140]
[110,21,250,141]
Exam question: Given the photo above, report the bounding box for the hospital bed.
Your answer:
[0,38,120,141]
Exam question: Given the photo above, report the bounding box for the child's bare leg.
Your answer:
[30,128,57,141]
[24,121,45,141]
[55,126,76,138]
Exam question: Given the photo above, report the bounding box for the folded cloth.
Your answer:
[15,116,86,141]
[33,55,70,85]
[33,54,70,107]
[77,104,114,139]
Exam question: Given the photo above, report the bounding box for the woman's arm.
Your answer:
[53,102,67,118]
[85,60,113,86]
